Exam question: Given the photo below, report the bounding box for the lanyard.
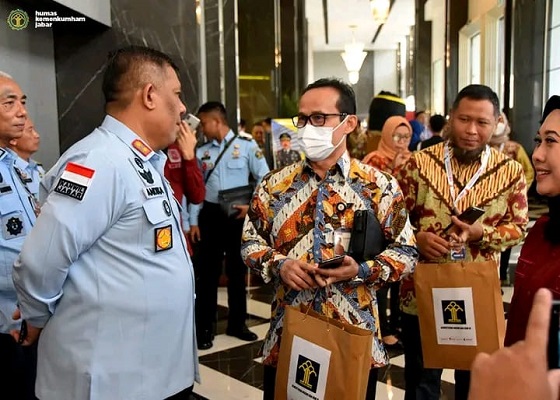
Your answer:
[13,166,40,217]
[444,143,490,208]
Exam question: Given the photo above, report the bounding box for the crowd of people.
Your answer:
[1,44,559,400]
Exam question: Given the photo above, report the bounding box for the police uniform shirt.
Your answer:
[189,130,269,225]
[13,116,198,400]
[0,148,36,333]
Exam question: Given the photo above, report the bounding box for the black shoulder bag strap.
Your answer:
[204,135,238,184]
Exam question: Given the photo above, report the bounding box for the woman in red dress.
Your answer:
[505,95,560,345]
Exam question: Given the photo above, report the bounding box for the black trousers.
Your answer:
[0,333,38,400]
[262,365,379,399]
[401,313,470,400]
[165,385,193,400]
[377,281,401,337]
[195,201,248,333]
[499,247,512,281]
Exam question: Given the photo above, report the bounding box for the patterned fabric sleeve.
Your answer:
[358,172,418,287]
[396,156,420,224]
[241,178,286,283]
[479,169,528,251]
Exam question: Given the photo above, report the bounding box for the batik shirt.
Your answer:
[241,153,418,367]
[397,141,528,315]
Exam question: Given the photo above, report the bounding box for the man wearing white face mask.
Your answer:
[241,78,418,400]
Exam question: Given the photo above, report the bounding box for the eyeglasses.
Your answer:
[292,113,348,128]
[393,134,411,142]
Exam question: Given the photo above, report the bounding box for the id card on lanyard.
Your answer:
[444,143,489,260]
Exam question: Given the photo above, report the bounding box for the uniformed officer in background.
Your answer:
[11,46,198,400]
[0,71,38,400]
[275,132,301,169]
[189,101,269,350]
[8,117,45,200]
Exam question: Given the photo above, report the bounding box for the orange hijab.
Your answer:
[369,116,412,162]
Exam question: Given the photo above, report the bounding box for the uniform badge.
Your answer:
[168,148,182,163]
[162,199,172,216]
[0,184,12,194]
[129,158,155,186]
[155,225,173,252]
[255,149,263,159]
[234,144,240,149]
[232,149,240,159]
[143,186,165,199]
[132,139,152,157]
[54,162,95,201]
[202,151,211,160]
[2,213,26,239]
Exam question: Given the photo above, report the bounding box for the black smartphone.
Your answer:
[548,300,560,369]
[444,206,485,232]
[318,254,345,269]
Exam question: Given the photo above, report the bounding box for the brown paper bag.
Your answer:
[275,305,373,400]
[414,261,505,370]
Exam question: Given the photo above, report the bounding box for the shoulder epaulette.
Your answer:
[238,132,253,141]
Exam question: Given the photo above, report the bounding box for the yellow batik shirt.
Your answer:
[241,154,418,367]
[396,141,529,315]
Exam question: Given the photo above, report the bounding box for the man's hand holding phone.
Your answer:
[279,259,319,291]
[315,255,360,286]
[445,206,485,243]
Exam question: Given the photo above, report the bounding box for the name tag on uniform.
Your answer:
[143,186,165,199]
[0,184,13,195]
[54,163,95,201]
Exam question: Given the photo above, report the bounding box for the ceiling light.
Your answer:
[340,28,367,85]
[370,0,390,23]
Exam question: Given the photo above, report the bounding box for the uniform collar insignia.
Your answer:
[132,139,153,158]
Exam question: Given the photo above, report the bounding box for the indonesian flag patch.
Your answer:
[54,162,95,201]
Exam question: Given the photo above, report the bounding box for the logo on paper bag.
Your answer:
[296,355,320,393]
[442,300,466,324]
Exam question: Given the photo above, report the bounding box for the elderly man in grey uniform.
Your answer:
[12,46,198,400]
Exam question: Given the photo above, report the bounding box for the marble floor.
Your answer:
[189,201,547,399]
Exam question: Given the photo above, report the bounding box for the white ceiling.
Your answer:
[305,0,416,52]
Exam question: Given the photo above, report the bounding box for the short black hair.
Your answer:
[452,84,500,117]
[198,101,228,122]
[429,114,446,133]
[301,78,356,115]
[102,45,179,105]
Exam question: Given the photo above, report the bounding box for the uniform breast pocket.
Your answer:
[142,198,173,225]
[0,202,28,240]
[143,198,174,253]
[227,160,245,171]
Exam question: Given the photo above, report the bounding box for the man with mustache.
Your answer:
[396,84,529,400]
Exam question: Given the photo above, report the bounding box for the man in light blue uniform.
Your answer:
[12,46,198,400]
[0,71,38,400]
[189,101,269,350]
[8,117,45,200]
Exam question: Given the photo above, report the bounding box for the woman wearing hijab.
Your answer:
[505,95,560,346]
[362,116,412,348]
[362,116,412,175]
